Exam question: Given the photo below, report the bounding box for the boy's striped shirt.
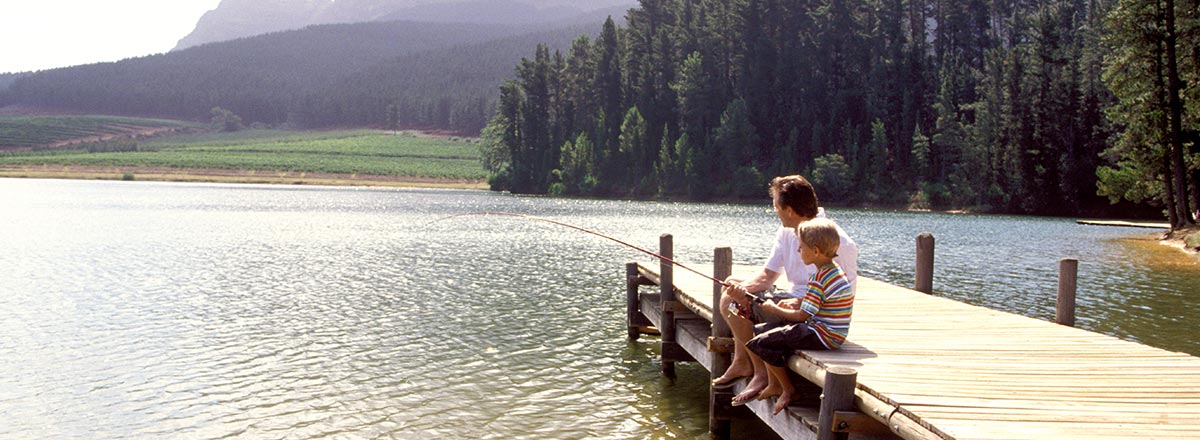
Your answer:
[798,263,854,349]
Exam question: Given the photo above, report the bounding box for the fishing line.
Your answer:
[429,211,731,287]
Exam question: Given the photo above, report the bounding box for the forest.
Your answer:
[481,0,1199,223]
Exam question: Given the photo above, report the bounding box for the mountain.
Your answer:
[376,1,587,25]
[173,0,328,52]
[175,0,635,50]
[0,8,622,133]
[293,22,600,131]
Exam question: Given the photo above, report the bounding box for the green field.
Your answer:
[0,115,197,148]
[0,118,486,181]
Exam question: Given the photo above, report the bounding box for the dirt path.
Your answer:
[42,126,189,149]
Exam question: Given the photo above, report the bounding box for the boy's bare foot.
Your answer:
[772,390,794,416]
[757,384,782,400]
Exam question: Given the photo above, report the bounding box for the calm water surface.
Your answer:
[1,179,1196,439]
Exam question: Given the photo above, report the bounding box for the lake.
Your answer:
[1,178,1196,438]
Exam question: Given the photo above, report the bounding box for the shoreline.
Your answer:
[5,163,1194,256]
[0,165,488,190]
[1161,237,1199,255]
[1162,226,1200,256]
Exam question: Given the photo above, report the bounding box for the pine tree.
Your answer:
[595,16,625,189]
[1101,0,1197,226]
[618,106,651,194]
[712,98,760,195]
[515,45,554,193]
[496,80,525,192]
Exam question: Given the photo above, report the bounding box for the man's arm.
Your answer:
[725,268,781,307]
[728,268,782,298]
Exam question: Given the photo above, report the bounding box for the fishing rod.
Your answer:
[430,211,731,287]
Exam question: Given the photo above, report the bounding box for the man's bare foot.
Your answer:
[712,366,753,387]
[772,391,794,415]
[731,388,760,406]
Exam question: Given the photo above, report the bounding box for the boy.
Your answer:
[744,218,854,415]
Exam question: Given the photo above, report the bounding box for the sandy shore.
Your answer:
[1162,226,1200,255]
[0,164,488,190]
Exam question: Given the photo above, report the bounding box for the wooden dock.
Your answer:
[625,235,1200,440]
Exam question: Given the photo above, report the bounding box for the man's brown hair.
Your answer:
[769,175,819,219]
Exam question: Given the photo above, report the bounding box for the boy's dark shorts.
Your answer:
[745,321,828,367]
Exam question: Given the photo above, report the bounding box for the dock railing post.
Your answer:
[1057,258,1078,327]
[818,367,858,440]
[660,234,676,378]
[709,247,733,438]
[626,262,641,341]
[915,232,935,294]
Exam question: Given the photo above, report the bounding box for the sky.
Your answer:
[0,0,223,74]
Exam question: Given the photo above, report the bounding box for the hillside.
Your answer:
[0,73,26,92]
[0,115,197,150]
[292,21,600,131]
[0,13,615,134]
[175,0,635,50]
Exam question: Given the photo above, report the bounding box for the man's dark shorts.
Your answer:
[745,320,828,367]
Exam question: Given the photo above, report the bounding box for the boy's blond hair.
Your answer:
[798,218,841,258]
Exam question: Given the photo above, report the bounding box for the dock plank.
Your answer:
[636,261,1200,440]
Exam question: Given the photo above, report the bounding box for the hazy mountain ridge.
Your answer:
[0,73,28,93]
[293,21,601,129]
[175,0,635,50]
[0,9,625,132]
[3,20,530,120]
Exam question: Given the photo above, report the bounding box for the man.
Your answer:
[711,175,858,406]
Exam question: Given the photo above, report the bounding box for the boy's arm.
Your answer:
[761,301,812,322]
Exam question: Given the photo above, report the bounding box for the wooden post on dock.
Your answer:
[709,247,733,438]
[1057,258,1078,327]
[626,262,642,341]
[817,367,858,440]
[915,232,935,294]
[660,234,677,378]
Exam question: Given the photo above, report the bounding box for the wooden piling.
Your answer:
[1057,258,1078,327]
[709,247,734,438]
[817,367,858,440]
[626,262,641,341]
[660,234,677,378]
[915,232,935,294]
